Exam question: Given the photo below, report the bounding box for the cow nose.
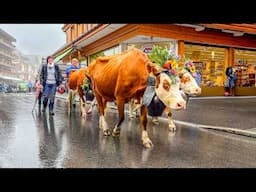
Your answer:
[176,101,185,109]
[194,88,201,95]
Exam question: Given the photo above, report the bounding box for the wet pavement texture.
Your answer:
[1,93,256,168]
[172,97,256,129]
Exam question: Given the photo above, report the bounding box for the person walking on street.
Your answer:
[65,58,80,90]
[40,56,63,115]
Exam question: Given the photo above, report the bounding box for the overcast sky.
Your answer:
[0,24,66,57]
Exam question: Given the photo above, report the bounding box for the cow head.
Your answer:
[154,72,186,110]
[178,69,201,96]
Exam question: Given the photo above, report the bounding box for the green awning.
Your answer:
[54,48,73,63]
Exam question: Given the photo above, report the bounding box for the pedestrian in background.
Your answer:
[229,69,237,96]
[65,58,80,90]
[40,56,63,115]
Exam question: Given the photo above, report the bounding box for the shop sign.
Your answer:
[143,47,152,54]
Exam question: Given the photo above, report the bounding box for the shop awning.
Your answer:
[54,48,73,63]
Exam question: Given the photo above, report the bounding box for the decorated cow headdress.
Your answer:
[148,45,197,84]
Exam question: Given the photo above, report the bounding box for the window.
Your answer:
[90,45,121,62]
[234,49,256,87]
[71,25,75,41]
[185,44,227,87]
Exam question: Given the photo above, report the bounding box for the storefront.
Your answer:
[53,24,256,96]
[233,48,256,95]
[184,43,228,96]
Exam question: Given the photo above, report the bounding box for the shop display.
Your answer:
[234,64,256,87]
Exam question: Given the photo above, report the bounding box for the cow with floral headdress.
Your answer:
[129,46,201,131]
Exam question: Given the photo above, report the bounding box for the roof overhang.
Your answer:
[75,24,127,49]
[176,23,256,36]
[53,24,127,57]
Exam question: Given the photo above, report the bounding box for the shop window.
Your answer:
[185,44,227,87]
[234,49,256,87]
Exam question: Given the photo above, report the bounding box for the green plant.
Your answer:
[91,52,105,61]
[148,45,169,67]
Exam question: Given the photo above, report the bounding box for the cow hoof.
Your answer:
[143,138,153,148]
[82,113,86,118]
[143,141,153,148]
[103,129,111,136]
[169,125,176,132]
[112,129,120,137]
[87,107,92,114]
[129,115,135,120]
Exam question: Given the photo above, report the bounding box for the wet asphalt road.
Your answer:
[1,93,256,168]
[172,97,256,129]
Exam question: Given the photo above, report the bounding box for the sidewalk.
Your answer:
[56,93,256,138]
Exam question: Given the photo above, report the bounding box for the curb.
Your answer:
[172,120,256,138]
[56,95,256,139]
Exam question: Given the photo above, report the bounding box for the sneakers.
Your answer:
[49,111,55,115]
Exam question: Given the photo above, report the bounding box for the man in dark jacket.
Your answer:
[40,56,63,115]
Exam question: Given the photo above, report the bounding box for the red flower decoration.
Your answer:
[163,62,170,69]
[170,69,176,75]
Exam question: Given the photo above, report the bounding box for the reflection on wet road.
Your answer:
[1,93,256,168]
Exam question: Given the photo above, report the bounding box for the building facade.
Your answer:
[0,28,16,78]
[53,24,256,96]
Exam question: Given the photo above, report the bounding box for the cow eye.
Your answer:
[163,80,170,91]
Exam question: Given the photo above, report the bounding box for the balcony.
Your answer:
[0,38,15,49]
[0,50,13,58]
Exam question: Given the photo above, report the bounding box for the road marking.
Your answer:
[190,96,256,100]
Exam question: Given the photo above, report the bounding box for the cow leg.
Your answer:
[140,105,153,148]
[78,89,86,117]
[95,93,110,136]
[87,97,96,114]
[67,89,72,115]
[166,108,176,131]
[102,99,110,136]
[128,100,135,120]
[112,98,125,137]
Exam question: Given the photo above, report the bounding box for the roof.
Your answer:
[176,24,256,36]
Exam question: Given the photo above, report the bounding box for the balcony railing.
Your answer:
[0,38,15,49]
[0,50,13,58]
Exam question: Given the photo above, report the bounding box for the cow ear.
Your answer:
[147,63,161,76]
[152,66,162,76]
[147,63,153,73]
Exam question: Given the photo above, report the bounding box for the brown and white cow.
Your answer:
[88,48,186,148]
[67,67,95,117]
[166,68,201,130]
[129,68,201,131]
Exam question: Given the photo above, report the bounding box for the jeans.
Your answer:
[42,83,57,111]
